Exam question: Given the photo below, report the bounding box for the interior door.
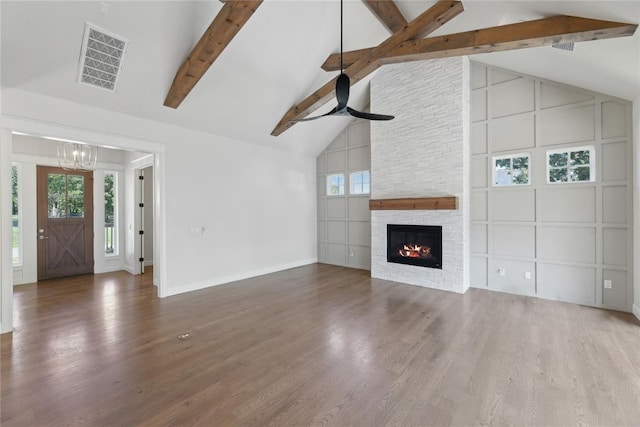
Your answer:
[37,166,94,280]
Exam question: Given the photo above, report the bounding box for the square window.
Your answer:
[492,153,530,186]
[547,146,594,184]
[326,174,345,196]
[350,170,370,195]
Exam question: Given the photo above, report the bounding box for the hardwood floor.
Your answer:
[2,264,640,426]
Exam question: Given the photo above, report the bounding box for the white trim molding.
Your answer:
[1,115,165,154]
[164,258,317,297]
[1,116,168,321]
[1,130,14,333]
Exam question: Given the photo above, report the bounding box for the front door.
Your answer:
[37,166,94,280]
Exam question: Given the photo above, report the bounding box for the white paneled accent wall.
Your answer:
[471,63,634,312]
[317,121,371,270]
[370,57,470,293]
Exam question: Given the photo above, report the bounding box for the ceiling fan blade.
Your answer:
[335,73,350,110]
[291,106,339,122]
[347,107,394,121]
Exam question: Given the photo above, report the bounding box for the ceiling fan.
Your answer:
[294,0,394,122]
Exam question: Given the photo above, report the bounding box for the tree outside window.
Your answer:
[493,153,530,186]
[547,147,594,183]
[104,172,117,255]
[326,174,345,196]
[12,165,20,265]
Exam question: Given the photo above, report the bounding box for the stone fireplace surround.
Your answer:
[370,57,471,294]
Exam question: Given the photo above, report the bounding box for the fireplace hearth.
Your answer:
[387,224,442,269]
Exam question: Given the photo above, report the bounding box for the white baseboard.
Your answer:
[94,265,127,274]
[144,260,154,267]
[123,265,137,275]
[164,258,317,297]
[0,322,11,334]
[633,303,640,322]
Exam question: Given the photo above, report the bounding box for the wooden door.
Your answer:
[37,166,94,280]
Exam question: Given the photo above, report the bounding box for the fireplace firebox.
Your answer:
[387,224,442,269]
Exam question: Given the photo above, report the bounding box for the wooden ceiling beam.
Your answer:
[321,16,638,71]
[362,0,408,34]
[272,0,463,136]
[164,0,263,109]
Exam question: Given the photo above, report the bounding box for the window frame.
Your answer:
[492,152,531,187]
[104,171,119,257]
[349,170,370,195]
[546,145,596,184]
[326,173,345,196]
[11,163,22,266]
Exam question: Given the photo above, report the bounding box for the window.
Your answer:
[547,146,595,183]
[493,153,530,186]
[350,170,370,194]
[104,172,118,255]
[47,173,85,218]
[11,164,21,265]
[326,174,344,196]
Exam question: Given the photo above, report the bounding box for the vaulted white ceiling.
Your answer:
[2,1,639,157]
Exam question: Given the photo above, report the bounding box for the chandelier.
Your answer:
[57,142,98,171]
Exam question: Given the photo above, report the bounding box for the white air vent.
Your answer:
[552,42,575,52]
[77,23,128,91]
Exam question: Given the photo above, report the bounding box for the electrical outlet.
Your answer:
[349,249,354,257]
[498,268,505,276]
[604,279,612,289]
[524,272,532,280]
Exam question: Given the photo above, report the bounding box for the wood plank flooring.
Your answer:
[2,264,640,426]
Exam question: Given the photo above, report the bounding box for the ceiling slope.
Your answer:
[164,1,263,109]
[1,1,638,157]
[272,0,464,136]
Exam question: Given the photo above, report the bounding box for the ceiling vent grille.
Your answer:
[77,23,128,91]
[552,42,575,52]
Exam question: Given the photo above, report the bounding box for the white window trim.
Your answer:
[326,173,345,196]
[349,170,370,195]
[492,152,531,187]
[104,171,119,257]
[11,163,23,266]
[546,145,596,184]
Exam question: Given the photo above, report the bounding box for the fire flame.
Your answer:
[398,244,432,258]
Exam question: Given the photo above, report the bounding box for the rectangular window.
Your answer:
[326,174,345,196]
[11,164,21,265]
[47,173,86,218]
[104,172,118,255]
[547,146,595,183]
[350,170,370,194]
[493,153,530,186]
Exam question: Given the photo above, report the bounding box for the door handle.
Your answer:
[39,235,49,240]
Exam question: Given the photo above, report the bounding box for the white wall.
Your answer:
[1,130,14,333]
[1,88,317,303]
[634,96,640,320]
[162,134,316,295]
[317,121,371,270]
[370,57,471,293]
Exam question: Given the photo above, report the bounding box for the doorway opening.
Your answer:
[36,166,94,280]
